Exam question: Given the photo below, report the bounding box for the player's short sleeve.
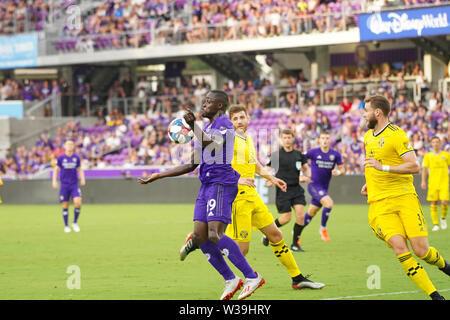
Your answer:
[56,155,62,168]
[298,151,307,165]
[393,130,415,157]
[446,152,450,166]
[305,149,312,160]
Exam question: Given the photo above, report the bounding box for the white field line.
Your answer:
[322,288,450,300]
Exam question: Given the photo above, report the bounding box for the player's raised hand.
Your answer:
[273,178,287,192]
[361,184,368,196]
[183,108,196,129]
[238,177,256,188]
[364,157,382,171]
[138,173,159,185]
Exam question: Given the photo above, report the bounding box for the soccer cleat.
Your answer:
[430,291,446,300]
[180,232,198,261]
[64,226,71,233]
[441,219,447,230]
[431,225,440,232]
[439,260,450,276]
[72,223,80,232]
[290,244,305,252]
[292,277,325,290]
[320,228,331,242]
[261,235,269,247]
[220,276,243,300]
[238,273,265,300]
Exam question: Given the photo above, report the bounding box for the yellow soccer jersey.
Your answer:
[232,134,258,201]
[0,177,3,203]
[422,151,450,189]
[364,123,416,203]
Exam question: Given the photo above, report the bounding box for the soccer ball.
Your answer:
[168,118,194,144]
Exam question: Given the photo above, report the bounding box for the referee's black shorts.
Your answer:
[275,185,306,213]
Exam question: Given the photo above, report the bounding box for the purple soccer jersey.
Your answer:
[197,114,240,185]
[306,148,342,190]
[193,114,240,225]
[57,153,81,185]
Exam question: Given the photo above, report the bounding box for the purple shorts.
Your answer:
[59,184,82,203]
[307,183,328,208]
[193,183,238,225]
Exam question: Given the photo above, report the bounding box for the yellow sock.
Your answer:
[442,204,448,220]
[430,204,439,225]
[397,252,436,296]
[419,247,446,269]
[270,238,301,278]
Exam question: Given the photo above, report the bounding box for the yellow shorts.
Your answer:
[225,195,274,243]
[427,186,449,202]
[368,193,428,245]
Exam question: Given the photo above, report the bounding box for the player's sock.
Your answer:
[74,207,81,224]
[270,238,301,278]
[274,218,282,228]
[397,252,437,296]
[62,208,69,227]
[321,207,332,229]
[442,204,448,220]
[419,247,446,269]
[430,204,439,225]
[292,223,304,246]
[217,235,258,279]
[199,240,235,281]
[304,213,312,226]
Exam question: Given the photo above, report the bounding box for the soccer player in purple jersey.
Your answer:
[138,91,264,300]
[52,140,86,233]
[301,131,344,242]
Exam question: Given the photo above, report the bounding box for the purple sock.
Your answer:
[304,213,312,226]
[217,235,257,279]
[62,208,69,227]
[321,207,332,228]
[200,240,235,281]
[74,207,81,223]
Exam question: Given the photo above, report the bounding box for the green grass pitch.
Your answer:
[0,203,448,300]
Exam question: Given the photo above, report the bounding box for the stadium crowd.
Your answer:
[1,64,448,179]
[54,0,449,52]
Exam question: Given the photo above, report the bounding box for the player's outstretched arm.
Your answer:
[364,151,419,174]
[255,161,286,192]
[138,151,199,184]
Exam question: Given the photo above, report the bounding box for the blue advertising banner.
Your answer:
[0,101,24,119]
[358,5,450,41]
[0,33,38,69]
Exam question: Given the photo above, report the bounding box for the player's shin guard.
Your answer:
[419,247,446,269]
[217,236,258,279]
[74,207,81,224]
[321,207,332,228]
[430,204,439,225]
[397,252,436,296]
[200,240,235,281]
[62,208,69,227]
[270,239,301,278]
[442,204,448,220]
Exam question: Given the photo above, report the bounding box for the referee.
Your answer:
[264,129,311,252]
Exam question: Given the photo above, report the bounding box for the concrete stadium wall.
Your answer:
[0,175,428,205]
